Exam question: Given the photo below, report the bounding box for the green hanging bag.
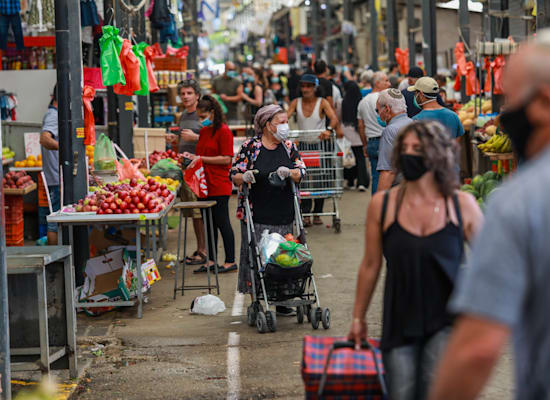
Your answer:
[99,25,126,87]
[133,42,150,96]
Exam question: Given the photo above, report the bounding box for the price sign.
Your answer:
[24,132,41,158]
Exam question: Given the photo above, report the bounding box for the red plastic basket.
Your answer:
[4,195,23,224]
[38,175,49,207]
[5,219,24,245]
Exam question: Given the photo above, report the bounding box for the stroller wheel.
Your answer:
[266,311,277,332]
[321,308,331,329]
[256,312,268,334]
[296,305,305,324]
[310,307,321,330]
[306,305,313,323]
[247,305,256,327]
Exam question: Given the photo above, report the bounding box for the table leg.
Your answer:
[136,224,143,319]
[182,216,188,296]
[152,220,158,263]
[63,256,78,378]
[145,222,150,260]
[202,209,211,293]
[57,223,63,245]
[175,210,183,300]
[209,208,220,295]
[36,269,50,374]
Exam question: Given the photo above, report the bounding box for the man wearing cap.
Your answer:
[376,88,412,192]
[287,73,342,226]
[212,61,243,124]
[409,77,464,139]
[400,67,447,118]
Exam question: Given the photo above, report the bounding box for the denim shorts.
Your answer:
[47,185,60,233]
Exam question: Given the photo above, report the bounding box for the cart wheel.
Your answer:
[333,219,341,233]
[306,305,312,323]
[296,305,304,324]
[310,307,320,330]
[321,308,331,329]
[247,305,256,327]
[266,310,277,332]
[256,312,267,334]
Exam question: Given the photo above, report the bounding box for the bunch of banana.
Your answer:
[477,134,513,153]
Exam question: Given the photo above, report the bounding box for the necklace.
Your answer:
[405,198,441,213]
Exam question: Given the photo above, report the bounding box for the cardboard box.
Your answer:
[82,249,132,300]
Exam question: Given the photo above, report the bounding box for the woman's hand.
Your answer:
[187,155,200,169]
[347,318,368,350]
[243,170,256,183]
[183,152,198,161]
[276,166,290,179]
[166,133,177,144]
[180,129,199,142]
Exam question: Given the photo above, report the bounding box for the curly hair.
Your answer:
[391,120,460,196]
[197,95,225,135]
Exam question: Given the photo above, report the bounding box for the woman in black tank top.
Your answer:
[348,121,484,400]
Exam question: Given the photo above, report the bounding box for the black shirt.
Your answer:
[317,77,333,99]
[402,89,447,118]
[250,144,294,225]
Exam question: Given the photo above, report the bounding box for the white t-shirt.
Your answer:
[357,92,383,139]
[398,79,410,92]
[332,84,342,108]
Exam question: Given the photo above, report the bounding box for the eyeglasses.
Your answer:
[178,79,198,87]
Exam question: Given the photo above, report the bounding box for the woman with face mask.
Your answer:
[184,95,236,273]
[241,67,266,124]
[347,120,483,400]
[231,104,306,316]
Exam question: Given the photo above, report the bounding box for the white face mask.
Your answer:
[273,123,290,142]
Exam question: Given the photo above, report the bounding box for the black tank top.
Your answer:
[379,186,464,350]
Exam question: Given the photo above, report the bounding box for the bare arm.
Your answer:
[242,85,263,107]
[377,171,396,192]
[358,118,366,139]
[457,191,484,242]
[287,99,298,118]
[232,173,244,186]
[322,99,343,137]
[200,155,232,165]
[428,315,509,400]
[40,131,59,150]
[221,84,243,103]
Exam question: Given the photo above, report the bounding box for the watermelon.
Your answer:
[483,171,498,181]
[472,175,484,191]
[461,184,474,192]
[482,179,499,198]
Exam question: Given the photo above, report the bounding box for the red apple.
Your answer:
[123,209,130,214]
[110,202,117,210]
[120,201,127,210]
[137,202,145,210]
[132,209,140,214]
[160,184,167,190]
[98,209,105,214]
[106,208,113,214]
[129,202,136,210]
[132,196,140,205]
[130,178,138,187]
[101,202,109,210]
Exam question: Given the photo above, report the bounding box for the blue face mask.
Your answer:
[227,71,238,78]
[377,115,387,128]
[244,87,251,94]
[413,93,421,109]
[201,118,213,127]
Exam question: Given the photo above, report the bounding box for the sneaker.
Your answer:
[276,306,296,316]
[358,185,367,192]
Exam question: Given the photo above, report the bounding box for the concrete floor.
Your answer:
[69,190,514,400]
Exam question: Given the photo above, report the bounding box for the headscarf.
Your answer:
[253,104,284,136]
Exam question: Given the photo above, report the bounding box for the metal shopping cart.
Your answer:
[288,129,344,233]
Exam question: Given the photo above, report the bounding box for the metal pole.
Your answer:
[422,0,437,76]
[286,13,295,65]
[312,0,321,60]
[387,0,398,64]
[459,0,470,103]
[0,117,11,400]
[407,0,416,69]
[537,0,550,30]
[325,0,333,63]
[343,0,351,63]
[137,0,150,127]
[370,0,379,70]
[189,0,199,71]
[104,1,119,142]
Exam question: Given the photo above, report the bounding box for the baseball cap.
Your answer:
[407,66,424,78]
[300,74,319,86]
[407,76,439,95]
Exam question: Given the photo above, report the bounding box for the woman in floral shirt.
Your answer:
[231,105,306,315]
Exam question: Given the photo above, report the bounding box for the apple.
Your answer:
[156,188,162,196]
[98,209,105,214]
[115,209,122,214]
[101,202,109,210]
[161,189,170,198]
[110,202,117,210]
[143,184,150,191]
[130,178,138,187]
[132,209,140,214]
[124,196,131,204]
[123,209,130,214]
[132,196,140,205]
[148,178,155,185]
[106,208,113,214]
[91,205,98,212]
[137,202,145,210]
[129,203,137,210]
[120,201,127,210]
[160,184,167,190]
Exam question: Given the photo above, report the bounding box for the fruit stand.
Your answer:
[3,170,38,246]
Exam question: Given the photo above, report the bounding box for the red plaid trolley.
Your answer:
[302,336,387,399]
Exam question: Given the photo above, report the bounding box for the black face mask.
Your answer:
[400,154,428,181]
[499,96,536,161]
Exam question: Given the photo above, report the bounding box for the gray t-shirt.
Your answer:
[212,75,242,122]
[177,110,201,154]
[377,113,412,171]
[40,106,59,186]
[449,146,550,400]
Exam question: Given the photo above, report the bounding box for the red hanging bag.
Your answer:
[114,39,142,95]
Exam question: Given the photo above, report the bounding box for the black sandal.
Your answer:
[193,264,218,273]
[218,264,238,273]
[186,251,207,265]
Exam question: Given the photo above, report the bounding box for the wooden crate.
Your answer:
[153,56,187,71]
[133,128,167,159]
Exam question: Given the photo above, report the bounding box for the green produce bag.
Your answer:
[271,241,312,268]
[94,133,117,171]
[211,94,228,115]
[133,42,149,96]
[150,158,183,184]
[99,25,125,87]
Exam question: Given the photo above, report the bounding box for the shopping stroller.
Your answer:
[242,172,331,334]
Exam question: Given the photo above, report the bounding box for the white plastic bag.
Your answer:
[337,137,356,169]
[191,294,226,315]
[259,229,286,264]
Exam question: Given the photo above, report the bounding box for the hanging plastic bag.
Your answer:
[394,48,409,75]
[259,230,286,264]
[116,158,146,181]
[94,133,117,171]
[143,45,160,93]
[133,42,149,96]
[492,55,505,95]
[82,85,96,145]
[465,61,480,96]
[211,94,228,114]
[191,294,226,315]
[271,241,313,268]
[337,137,356,169]
[150,158,183,183]
[99,25,125,87]
[114,39,142,95]
[184,158,208,198]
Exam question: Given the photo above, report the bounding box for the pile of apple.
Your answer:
[3,171,35,189]
[76,178,175,214]
[146,150,179,168]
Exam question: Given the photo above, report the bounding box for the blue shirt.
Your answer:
[401,89,447,118]
[413,108,465,138]
[0,0,20,15]
[40,106,59,186]
[377,113,413,171]
[450,146,550,400]
[360,88,372,98]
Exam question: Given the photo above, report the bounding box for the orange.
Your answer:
[28,155,35,162]
[27,160,36,167]
[21,161,27,167]
[37,155,42,161]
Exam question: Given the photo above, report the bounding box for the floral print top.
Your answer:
[230,136,306,221]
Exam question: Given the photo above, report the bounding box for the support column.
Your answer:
[459,0,470,103]
[189,0,199,71]
[422,0,437,76]
[325,0,333,62]
[537,0,550,29]
[343,0,351,63]
[489,0,509,40]
[370,0,379,70]
[407,0,416,69]
[387,0,398,64]
[311,0,321,60]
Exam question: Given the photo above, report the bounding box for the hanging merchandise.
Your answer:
[28,0,55,32]
[453,42,479,96]
[394,48,409,75]
[150,0,171,29]
[465,61,480,97]
[114,39,142,95]
[484,56,505,95]
[143,45,160,93]
[0,92,17,121]
[81,0,100,27]
[82,85,96,145]
[133,42,149,96]
[99,25,125,87]
[0,0,24,50]
[160,13,178,44]
[483,57,492,94]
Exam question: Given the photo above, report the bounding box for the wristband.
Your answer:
[353,317,364,323]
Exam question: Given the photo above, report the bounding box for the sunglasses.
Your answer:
[179,79,198,87]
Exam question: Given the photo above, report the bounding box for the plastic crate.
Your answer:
[4,195,23,224]
[7,238,24,247]
[5,219,24,245]
[38,174,49,207]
